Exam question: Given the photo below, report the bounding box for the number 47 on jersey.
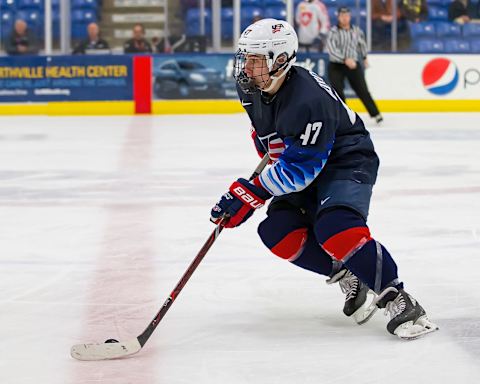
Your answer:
[300,121,323,145]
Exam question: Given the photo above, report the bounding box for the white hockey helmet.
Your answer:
[234,18,298,94]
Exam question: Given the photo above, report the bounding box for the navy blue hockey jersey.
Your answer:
[237,66,379,196]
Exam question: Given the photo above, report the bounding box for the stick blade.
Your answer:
[70,338,142,361]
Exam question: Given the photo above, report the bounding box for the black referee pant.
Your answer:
[328,61,380,118]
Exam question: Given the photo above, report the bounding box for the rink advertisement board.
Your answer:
[0,55,133,102]
[366,54,480,100]
[152,53,329,100]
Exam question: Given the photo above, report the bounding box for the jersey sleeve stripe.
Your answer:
[259,145,333,196]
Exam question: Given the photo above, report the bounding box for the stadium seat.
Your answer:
[435,21,461,37]
[336,0,361,6]
[222,7,234,39]
[471,0,480,16]
[0,0,17,12]
[328,7,337,22]
[186,8,211,23]
[470,39,480,53]
[323,0,340,7]
[222,7,234,21]
[409,21,436,38]
[71,9,98,22]
[350,8,367,20]
[72,23,88,39]
[71,7,100,39]
[264,0,285,5]
[186,22,212,37]
[15,9,42,29]
[52,6,61,36]
[463,22,480,37]
[264,5,286,20]
[52,8,60,21]
[185,9,212,37]
[444,38,471,53]
[241,0,263,6]
[72,0,99,10]
[1,11,14,36]
[17,0,44,10]
[428,6,449,21]
[415,38,444,53]
[241,6,263,29]
[1,9,14,23]
[222,20,233,38]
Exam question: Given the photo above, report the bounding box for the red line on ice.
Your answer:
[71,117,158,381]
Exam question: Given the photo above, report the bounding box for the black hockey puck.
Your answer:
[104,338,119,343]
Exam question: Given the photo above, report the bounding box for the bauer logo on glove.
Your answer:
[232,186,264,209]
[210,178,271,228]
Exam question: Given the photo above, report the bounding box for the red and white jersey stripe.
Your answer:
[268,137,286,162]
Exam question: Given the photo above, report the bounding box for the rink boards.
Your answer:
[0,53,479,114]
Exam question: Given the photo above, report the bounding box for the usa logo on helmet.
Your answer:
[272,24,284,33]
[422,58,459,95]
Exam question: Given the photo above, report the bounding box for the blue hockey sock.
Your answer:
[344,240,403,293]
[314,208,403,293]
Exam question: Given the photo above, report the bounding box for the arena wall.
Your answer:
[0,53,478,115]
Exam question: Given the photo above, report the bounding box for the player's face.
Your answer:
[244,54,271,89]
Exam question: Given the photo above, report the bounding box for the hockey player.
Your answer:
[210,18,438,339]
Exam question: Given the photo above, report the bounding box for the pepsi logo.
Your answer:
[422,58,459,95]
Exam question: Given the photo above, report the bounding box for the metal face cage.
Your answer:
[233,50,272,94]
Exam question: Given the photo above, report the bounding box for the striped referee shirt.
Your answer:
[326,25,368,63]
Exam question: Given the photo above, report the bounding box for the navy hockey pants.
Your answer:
[257,180,402,293]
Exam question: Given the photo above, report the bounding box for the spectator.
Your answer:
[124,24,153,54]
[295,0,330,52]
[399,0,428,22]
[153,36,174,53]
[371,0,402,50]
[180,0,212,18]
[327,7,383,124]
[448,0,475,23]
[72,23,110,54]
[5,19,39,55]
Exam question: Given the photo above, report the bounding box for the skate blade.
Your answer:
[353,291,378,325]
[394,316,439,340]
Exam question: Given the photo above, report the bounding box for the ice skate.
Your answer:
[327,269,378,325]
[374,114,383,125]
[375,287,439,340]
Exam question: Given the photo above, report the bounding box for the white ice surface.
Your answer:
[0,113,479,384]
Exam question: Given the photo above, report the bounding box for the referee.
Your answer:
[326,7,383,124]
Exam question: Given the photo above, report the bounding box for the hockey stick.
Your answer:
[71,154,270,361]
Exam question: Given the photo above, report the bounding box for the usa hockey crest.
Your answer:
[271,24,284,33]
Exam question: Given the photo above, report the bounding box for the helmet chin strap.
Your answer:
[260,53,295,93]
[261,70,288,93]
